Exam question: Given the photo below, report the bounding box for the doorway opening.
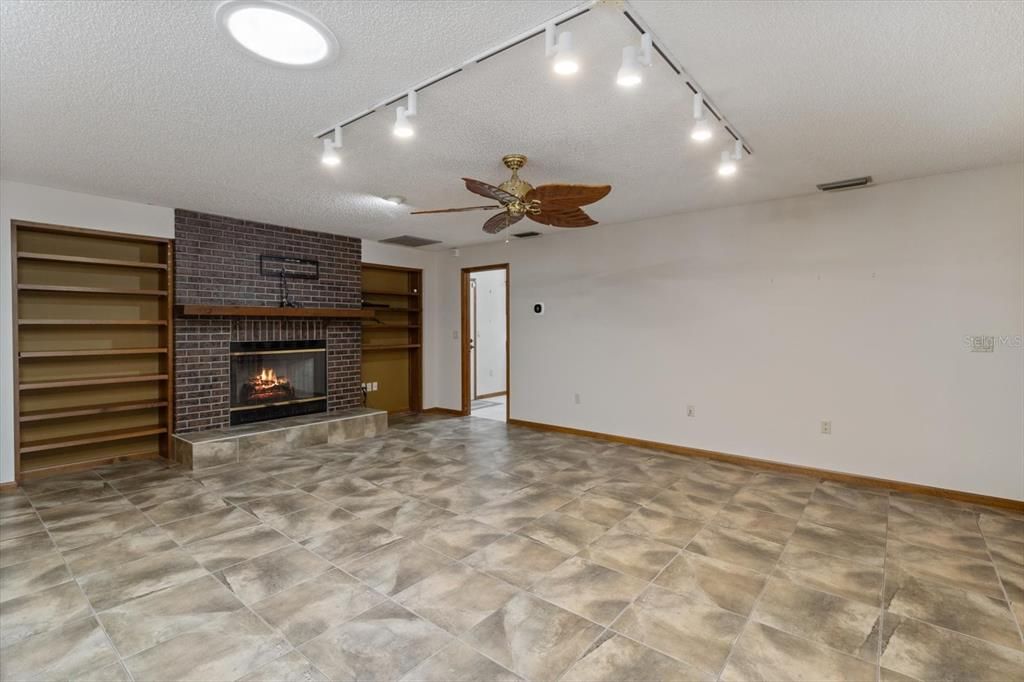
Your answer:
[461,264,509,422]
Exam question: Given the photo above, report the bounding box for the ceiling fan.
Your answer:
[411,154,611,234]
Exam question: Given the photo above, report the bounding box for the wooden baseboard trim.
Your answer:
[0,481,19,492]
[508,418,1023,512]
[475,391,507,400]
[423,407,464,417]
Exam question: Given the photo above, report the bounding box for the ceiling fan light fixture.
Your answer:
[393,91,417,138]
[321,125,342,166]
[616,34,651,88]
[545,24,578,76]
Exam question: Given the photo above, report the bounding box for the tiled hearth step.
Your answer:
[171,409,387,470]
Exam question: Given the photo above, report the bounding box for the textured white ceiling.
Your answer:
[1,0,1021,248]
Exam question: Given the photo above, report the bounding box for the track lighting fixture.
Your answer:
[321,125,342,166]
[314,1,754,179]
[690,93,713,142]
[718,140,744,177]
[616,33,652,88]
[393,91,417,138]
[545,24,578,76]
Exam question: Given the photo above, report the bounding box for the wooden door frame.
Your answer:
[461,264,509,419]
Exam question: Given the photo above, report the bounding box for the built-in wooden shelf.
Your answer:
[176,304,374,319]
[20,426,169,454]
[18,252,167,270]
[20,400,169,423]
[18,319,168,326]
[362,263,423,415]
[14,220,174,482]
[363,344,422,351]
[20,347,168,359]
[20,374,169,391]
[362,289,421,297]
[18,284,167,296]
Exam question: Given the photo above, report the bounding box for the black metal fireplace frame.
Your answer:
[229,339,327,426]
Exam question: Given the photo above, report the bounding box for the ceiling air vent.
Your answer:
[378,235,442,247]
[512,231,542,239]
[816,176,873,192]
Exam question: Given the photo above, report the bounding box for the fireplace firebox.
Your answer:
[229,340,327,425]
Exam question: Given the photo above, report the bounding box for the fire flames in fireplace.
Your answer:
[240,367,295,404]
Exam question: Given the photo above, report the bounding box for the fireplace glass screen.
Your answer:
[230,340,327,425]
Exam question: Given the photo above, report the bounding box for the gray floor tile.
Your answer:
[721,621,877,681]
[0,616,117,681]
[879,612,1024,681]
[654,550,768,616]
[751,576,881,662]
[123,607,290,682]
[97,574,244,657]
[463,592,604,682]
[531,556,646,626]
[216,543,332,603]
[395,562,519,635]
[252,568,384,646]
[562,632,713,682]
[611,584,746,675]
[299,601,452,682]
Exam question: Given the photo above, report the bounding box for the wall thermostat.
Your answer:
[533,302,544,315]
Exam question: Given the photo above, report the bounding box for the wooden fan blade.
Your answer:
[526,184,611,208]
[463,178,519,205]
[482,211,524,234]
[410,205,502,215]
[528,207,598,228]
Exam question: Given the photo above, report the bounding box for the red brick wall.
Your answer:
[173,210,362,433]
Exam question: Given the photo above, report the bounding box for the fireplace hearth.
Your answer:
[230,340,327,425]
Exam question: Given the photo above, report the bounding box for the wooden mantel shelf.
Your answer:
[176,305,374,319]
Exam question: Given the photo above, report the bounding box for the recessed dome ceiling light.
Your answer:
[216,1,338,68]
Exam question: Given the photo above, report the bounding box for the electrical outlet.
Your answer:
[686,405,695,418]
[372,382,379,392]
[821,420,832,435]
[573,393,581,405]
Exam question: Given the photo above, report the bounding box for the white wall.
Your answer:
[471,269,507,397]
[0,180,175,483]
[433,164,1024,500]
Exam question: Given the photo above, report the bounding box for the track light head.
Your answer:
[616,46,642,87]
[617,34,651,88]
[690,93,713,142]
[546,24,578,76]
[321,125,342,166]
[393,91,417,138]
[321,140,341,166]
[690,118,712,142]
[393,107,414,137]
[718,150,737,177]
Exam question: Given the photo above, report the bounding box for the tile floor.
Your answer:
[471,394,507,422]
[1,414,1022,681]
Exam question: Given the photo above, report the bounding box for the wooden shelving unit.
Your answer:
[12,221,174,481]
[361,263,422,414]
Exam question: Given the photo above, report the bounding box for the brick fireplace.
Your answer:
[173,210,363,433]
